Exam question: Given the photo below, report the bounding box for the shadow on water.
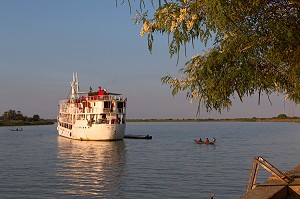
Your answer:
[56,137,127,198]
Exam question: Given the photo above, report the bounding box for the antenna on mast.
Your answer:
[76,72,79,94]
[71,72,79,99]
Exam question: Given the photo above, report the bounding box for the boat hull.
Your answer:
[124,134,152,139]
[57,123,126,141]
[194,140,215,145]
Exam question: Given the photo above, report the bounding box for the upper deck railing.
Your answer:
[87,94,122,101]
[58,93,126,115]
[59,93,123,104]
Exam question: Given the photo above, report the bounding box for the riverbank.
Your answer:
[0,120,54,126]
[127,118,300,123]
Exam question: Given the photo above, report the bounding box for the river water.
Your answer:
[0,122,299,198]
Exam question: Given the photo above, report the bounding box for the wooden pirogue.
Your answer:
[194,140,215,145]
[124,134,152,139]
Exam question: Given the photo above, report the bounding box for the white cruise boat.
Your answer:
[57,73,126,141]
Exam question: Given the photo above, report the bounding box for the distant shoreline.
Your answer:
[127,118,300,123]
[0,120,55,126]
[2,118,298,126]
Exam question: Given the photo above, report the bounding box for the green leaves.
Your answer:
[124,0,300,114]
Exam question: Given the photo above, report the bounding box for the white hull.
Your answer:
[57,123,126,141]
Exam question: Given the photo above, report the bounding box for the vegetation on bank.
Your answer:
[127,114,300,123]
[0,110,54,126]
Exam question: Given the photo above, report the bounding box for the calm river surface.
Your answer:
[0,122,299,198]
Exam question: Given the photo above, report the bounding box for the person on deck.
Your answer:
[205,138,209,144]
[98,86,105,95]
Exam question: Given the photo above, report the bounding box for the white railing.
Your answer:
[87,94,122,101]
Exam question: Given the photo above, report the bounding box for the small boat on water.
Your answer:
[9,128,23,132]
[124,134,152,139]
[194,140,215,145]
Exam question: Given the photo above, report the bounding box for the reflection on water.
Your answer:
[56,137,126,198]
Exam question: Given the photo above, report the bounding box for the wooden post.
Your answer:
[257,156,293,183]
[247,159,259,192]
[246,156,294,193]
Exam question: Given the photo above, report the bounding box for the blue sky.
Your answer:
[0,0,299,119]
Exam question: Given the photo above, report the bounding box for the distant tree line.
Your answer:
[0,110,41,122]
[127,114,299,122]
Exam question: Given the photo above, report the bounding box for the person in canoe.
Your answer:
[212,137,216,144]
[198,138,203,142]
[205,138,210,144]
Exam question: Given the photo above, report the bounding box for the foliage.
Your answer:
[32,114,40,121]
[277,113,288,119]
[0,110,40,122]
[0,110,54,126]
[124,0,300,114]
[0,110,25,121]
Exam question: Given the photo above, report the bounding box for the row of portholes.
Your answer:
[79,126,90,129]
[59,122,72,130]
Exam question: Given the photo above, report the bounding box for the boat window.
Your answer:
[104,101,111,108]
[117,101,123,109]
[97,119,109,124]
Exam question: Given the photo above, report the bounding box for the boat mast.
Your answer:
[71,72,79,100]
